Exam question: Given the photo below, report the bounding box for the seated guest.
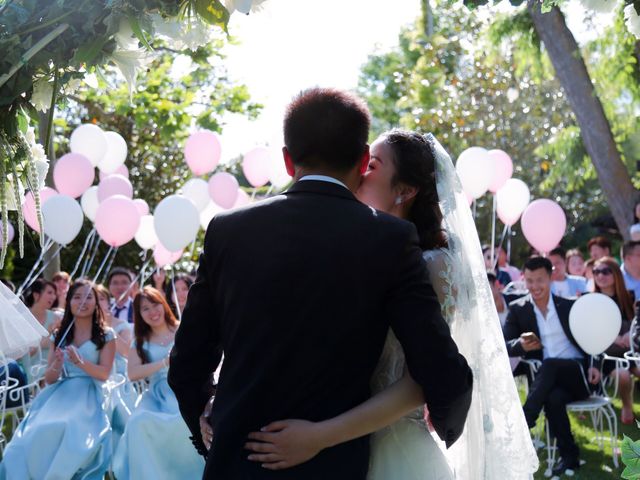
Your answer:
[488,272,509,327]
[483,244,511,286]
[565,249,586,277]
[108,267,135,323]
[0,280,116,479]
[587,236,611,261]
[592,257,635,424]
[51,271,70,312]
[584,258,596,292]
[622,241,640,301]
[496,245,522,282]
[504,256,601,476]
[549,247,588,299]
[164,273,193,319]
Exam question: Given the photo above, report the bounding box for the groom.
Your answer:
[169,88,473,479]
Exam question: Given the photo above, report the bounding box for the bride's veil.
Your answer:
[426,133,538,479]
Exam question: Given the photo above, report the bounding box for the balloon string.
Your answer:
[490,195,496,269]
[117,255,154,304]
[92,246,115,285]
[17,237,54,296]
[491,224,509,272]
[22,244,65,292]
[81,234,101,278]
[70,228,96,279]
[250,187,257,201]
[100,245,119,284]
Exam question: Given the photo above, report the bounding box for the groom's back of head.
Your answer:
[284,87,371,173]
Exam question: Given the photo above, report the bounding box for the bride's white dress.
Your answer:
[368,250,455,480]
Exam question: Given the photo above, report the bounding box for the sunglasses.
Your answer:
[593,267,613,276]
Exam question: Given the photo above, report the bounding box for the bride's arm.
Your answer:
[244,373,424,470]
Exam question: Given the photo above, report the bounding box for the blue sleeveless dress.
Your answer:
[109,322,136,454]
[0,328,116,480]
[113,340,204,479]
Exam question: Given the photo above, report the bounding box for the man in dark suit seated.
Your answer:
[504,256,601,476]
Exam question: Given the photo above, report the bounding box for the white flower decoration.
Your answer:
[224,0,268,14]
[625,4,640,38]
[31,78,53,112]
[579,0,619,13]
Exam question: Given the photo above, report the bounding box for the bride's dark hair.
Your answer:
[382,129,447,251]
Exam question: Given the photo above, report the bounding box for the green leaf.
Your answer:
[73,35,108,65]
[17,110,28,134]
[194,0,230,31]
[127,15,153,51]
[621,435,640,479]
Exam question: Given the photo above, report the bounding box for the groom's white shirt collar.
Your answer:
[299,175,348,190]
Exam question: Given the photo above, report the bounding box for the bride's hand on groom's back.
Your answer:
[245,419,327,470]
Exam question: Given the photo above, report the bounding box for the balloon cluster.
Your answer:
[455,147,566,253]
[18,125,292,268]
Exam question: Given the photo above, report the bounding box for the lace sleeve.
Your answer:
[423,249,456,324]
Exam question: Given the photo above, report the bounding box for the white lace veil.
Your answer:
[426,133,538,479]
[0,280,48,359]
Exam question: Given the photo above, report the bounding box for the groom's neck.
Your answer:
[294,167,362,193]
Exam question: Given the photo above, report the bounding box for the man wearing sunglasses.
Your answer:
[503,256,601,476]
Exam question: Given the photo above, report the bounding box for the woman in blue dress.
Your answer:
[113,286,204,479]
[96,284,135,453]
[0,280,116,480]
[18,279,63,382]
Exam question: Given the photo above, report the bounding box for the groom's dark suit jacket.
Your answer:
[169,180,473,480]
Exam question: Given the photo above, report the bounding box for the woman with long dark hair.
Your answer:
[113,287,204,479]
[593,257,636,424]
[241,130,537,479]
[164,273,193,319]
[0,280,116,479]
[19,279,62,382]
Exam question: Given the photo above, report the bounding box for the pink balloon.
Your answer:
[95,195,140,247]
[133,199,149,216]
[208,172,239,209]
[22,187,58,232]
[153,243,183,268]
[233,189,251,208]
[242,147,271,188]
[0,222,14,246]
[99,164,128,181]
[53,153,95,198]
[97,174,133,202]
[487,150,513,193]
[521,199,567,254]
[184,130,221,176]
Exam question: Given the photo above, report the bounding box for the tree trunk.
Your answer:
[528,0,638,240]
[38,111,60,279]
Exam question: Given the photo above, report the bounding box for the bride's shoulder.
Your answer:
[422,247,452,264]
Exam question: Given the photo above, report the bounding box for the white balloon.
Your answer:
[99,131,128,174]
[81,186,100,222]
[200,201,223,230]
[135,214,158,250]
[496,178,530,226]
[154,195,200,252]
[181,178,210,212]
[42,195,84,245]
[70,124,108,167]
[569,293,622,355]
[455,147,494,199]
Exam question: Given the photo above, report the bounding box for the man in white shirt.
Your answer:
[549,247,588,299]
[621,241,640,301]
[503,257,600,476]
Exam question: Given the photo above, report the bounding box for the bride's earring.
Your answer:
[394,196,403,206]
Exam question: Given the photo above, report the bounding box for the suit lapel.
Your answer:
[523,296,542,340]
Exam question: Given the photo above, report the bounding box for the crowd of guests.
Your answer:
[486,235,640,475]
[0,267,203,480]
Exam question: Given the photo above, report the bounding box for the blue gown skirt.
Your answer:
[112,377,204,479]
[0,377,112,480]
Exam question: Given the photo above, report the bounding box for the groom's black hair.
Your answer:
[284,87,370,172]
[523,256,553,275]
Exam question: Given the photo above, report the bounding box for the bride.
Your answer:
[235,131,537,479]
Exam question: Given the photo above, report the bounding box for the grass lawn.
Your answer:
[532,395,637,479]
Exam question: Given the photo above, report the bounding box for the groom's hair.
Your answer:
[523,256,552,275]
[284,88,370,172]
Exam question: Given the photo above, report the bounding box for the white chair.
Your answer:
[0,356,19,454]
[543,356,628,476]
[5,379,42,432]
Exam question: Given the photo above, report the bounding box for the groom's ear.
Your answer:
[283,147,296,177]
[358,145,370,175]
